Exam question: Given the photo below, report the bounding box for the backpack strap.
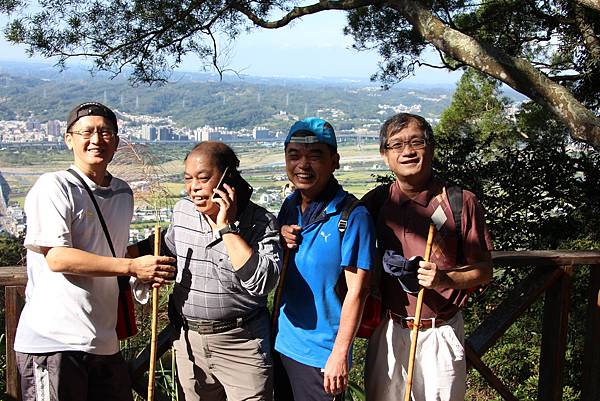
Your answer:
[338,184,392,302]
[446,185,464,265]
[362,183,391,224]
[67,168,134,334]
[338,194,361,239]
[336,184,392,238]
[334,193,363,300]
[67,168,116,258]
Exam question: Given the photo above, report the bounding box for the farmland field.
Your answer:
[1,141,388,212]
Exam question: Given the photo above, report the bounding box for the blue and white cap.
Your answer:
[285,117,337,150]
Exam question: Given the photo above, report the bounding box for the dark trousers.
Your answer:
[16,351,133,401]
[274,351,295,401]
[278,353,345,401]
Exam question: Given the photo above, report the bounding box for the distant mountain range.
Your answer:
[0,60,459,130]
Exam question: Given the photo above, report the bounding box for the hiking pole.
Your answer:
[272,249,290,332]
[404,223,436,401]
[271,249,294,401]
[147,224,161,401]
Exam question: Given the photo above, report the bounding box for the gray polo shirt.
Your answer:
[166,197,281,321]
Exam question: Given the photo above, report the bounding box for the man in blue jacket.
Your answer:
[276,117,376,400]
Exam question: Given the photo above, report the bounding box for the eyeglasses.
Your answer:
[384,138,427,152]
[68,129,116,140]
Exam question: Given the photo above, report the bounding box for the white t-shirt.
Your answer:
[14,165,133,355]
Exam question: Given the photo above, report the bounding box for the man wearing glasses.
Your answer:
[14,102,176,401]
[362,113,492,401]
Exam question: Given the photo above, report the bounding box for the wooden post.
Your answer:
[5,286,26,401]
[537,265,573,401]
[467,266,562,357]
[582,264,600,401]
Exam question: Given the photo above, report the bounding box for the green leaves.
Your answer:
[434,86,600,252]
[0,234,24,266]
[4,18,25,43]
[0,0,24,13]
[1,0,245,83]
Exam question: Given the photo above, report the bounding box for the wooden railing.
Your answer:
[2,250,600,401]
[467,251,600,401]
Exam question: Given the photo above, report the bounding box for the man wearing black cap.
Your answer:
[14,102,176,401]
[275,117,376,400]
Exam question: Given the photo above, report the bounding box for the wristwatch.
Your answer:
[218,222,240,237]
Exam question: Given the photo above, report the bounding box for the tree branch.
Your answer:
[572,0,600,13]
[531,59,574,69]
[231,0,600,148]
[232,0,384,29]
[573,3,600,61]
[106,2,229,58]
[416,60,446,69]
[435,47,464,70]
[440,0,457,29]
[527,3,574,26]
[207,27,225,79]
[550,73,585,82]
[388,0,600,149]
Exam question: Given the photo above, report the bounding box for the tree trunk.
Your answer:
[572,0,600,13]
[390,0,600,149]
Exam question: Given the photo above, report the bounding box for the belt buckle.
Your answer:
[196,321,216,334]
[403,318,433,330]
[404,318,419,330]
[205,322,218,334]
[187,311,258,335]
[187,319,217,334]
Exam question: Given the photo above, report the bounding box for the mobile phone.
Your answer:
[211,167,254,208]
[211,166,230,201]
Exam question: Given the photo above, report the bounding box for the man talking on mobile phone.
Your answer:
[132,141,282,401]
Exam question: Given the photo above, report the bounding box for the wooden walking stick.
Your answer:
[404,223,436,401]
[271,249,293,401]
[272,249,290,332]
[147,224,161,401]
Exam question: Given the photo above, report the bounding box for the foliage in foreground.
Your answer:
[431,69,599,400]
[0,235,24,267]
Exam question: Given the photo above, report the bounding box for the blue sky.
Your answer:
[0,11,461,85]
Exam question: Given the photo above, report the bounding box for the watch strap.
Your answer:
[218,222,240,237]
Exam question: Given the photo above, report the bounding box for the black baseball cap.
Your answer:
[66,102,118,134]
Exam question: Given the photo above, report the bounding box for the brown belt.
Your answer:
[387,310,445,330]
